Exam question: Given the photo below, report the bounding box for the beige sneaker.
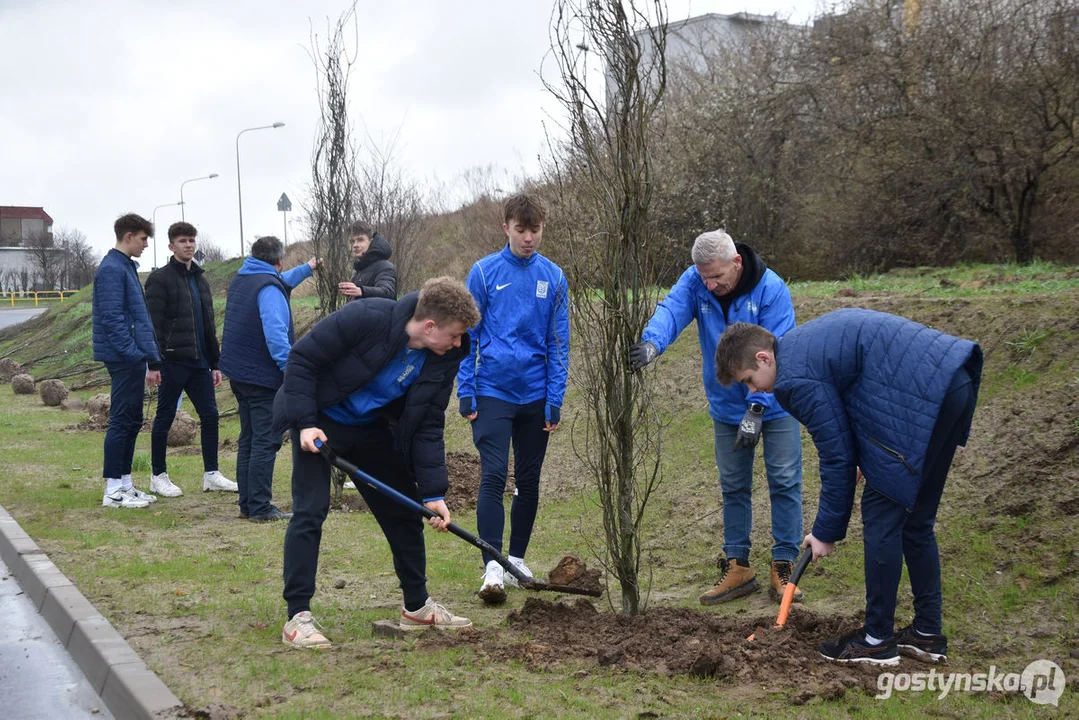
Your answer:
[282,611,332,649]
[400,597,473,631]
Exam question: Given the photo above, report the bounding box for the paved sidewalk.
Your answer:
[0,555,113,719]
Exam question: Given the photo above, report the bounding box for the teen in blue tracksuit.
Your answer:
[715,310,981,665]
[457,193,570,605]
[628,230,803,606]
[219,236,316,522]
[92,213,164,509]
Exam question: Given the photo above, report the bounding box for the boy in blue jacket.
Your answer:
[457,193,570,604]
[92,213,164,509]
[629,230,804,606]
[715,311,981,665]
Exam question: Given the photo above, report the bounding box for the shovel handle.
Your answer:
[775,547,814,628]
[314,440,532,585]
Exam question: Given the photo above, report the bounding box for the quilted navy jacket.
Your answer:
[91,248,162,367]
[273,292,469,500]
[773,309,982,543]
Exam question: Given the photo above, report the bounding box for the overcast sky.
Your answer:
[0,0,823,266]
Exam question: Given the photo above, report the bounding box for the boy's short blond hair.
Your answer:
[414,277,481,328]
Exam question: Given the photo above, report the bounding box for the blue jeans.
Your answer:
[713,415,803,563]
[151,363,219,475]
[472,396,549,564]
[231,381,280,517]
[861,368,976,640]
[102,361,146,480]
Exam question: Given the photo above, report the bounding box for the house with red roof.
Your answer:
[1,206,54,246]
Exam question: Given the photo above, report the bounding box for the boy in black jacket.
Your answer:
[275,277,481,648]
[145,222,237,498]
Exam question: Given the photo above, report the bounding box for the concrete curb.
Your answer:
[0,504,184,720]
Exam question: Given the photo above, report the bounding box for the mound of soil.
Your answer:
[11,373,35,394]
[39,378,69,406]
[547,554,603,593]
[423,599,881,702]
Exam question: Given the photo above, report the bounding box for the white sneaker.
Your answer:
[150,473,183,497]
[102,490,149,508]
[342,481,356,490]
[203,471,238,492]
[400,597,473,630]
[504,557,533,588]
[478,560,506,605]
[127,487,157,504]
[282,611,332,649]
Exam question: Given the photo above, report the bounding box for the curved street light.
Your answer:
[179,173,219,221]
[236,122,285,257]
[151,202,183,269]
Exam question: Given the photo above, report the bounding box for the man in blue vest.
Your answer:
[715,312,981,665]
[145,222,237,498]
[219,236,318,522]
[92,213,164,509]
[628,230,803,606]
[457,193,570,605]
[276,277,481,647]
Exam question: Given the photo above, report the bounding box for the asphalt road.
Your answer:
[0,307,48,329]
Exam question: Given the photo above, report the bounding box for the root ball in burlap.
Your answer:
[39,379,70,406]
[0,358,23,382]
[167,409,198,446]
[11,373,35,394]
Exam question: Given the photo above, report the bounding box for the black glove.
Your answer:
[733,403,764,450]
[627,341,659,372]
[459,397,475,418]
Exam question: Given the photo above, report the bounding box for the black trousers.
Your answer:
[282,414,428,619]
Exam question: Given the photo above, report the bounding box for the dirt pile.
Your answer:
[11,373,35,394]
[547,554,603,594]
[38,378,69,406]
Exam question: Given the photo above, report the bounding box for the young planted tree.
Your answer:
[545,0,667,615]
[306,2,359,318]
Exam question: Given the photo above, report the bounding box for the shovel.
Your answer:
[746,547,813,642]
[315,440,602,598]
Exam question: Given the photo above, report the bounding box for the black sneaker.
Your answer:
[896,624,948,663]
[249,506,293,523]
[818,627,900,665]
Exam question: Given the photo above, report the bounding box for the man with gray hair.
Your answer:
[628,230,803,606]
[220,236,319,522]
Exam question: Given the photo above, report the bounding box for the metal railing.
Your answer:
[0,291,80,307]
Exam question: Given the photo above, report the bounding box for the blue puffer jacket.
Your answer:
[773,309,982,543]
[457,245,570,420]
[642,246,795,424]
[91,248,162,367]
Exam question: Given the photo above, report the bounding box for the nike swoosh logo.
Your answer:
[284,629,298,641]
[495,283,511,290]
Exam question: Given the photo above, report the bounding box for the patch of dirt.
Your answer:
[331,450,514,514]
[547,554,603,593]
[422,599,886,701]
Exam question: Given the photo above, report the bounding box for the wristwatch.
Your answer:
[749,403,765,414]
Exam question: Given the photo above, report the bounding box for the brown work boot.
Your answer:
[770,559,805,603]
[699,558,759,605]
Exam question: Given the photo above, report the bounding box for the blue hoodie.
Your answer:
[457,245,569,420]
[642,248,795,425]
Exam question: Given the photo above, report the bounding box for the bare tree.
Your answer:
[197,235,228,263]
[305,1,359,318]
[55,227,97,289]
[544,0,668,615]
[24,232,62,290]
[352,131,429,292]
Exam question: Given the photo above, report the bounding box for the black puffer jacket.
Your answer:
[272,293,467,499]
[145,257,220,368]
[349,232,397,300]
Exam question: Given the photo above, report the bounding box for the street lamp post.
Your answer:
[236,122,285,257]
[179,173,219,221]
[152,202,183,269]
